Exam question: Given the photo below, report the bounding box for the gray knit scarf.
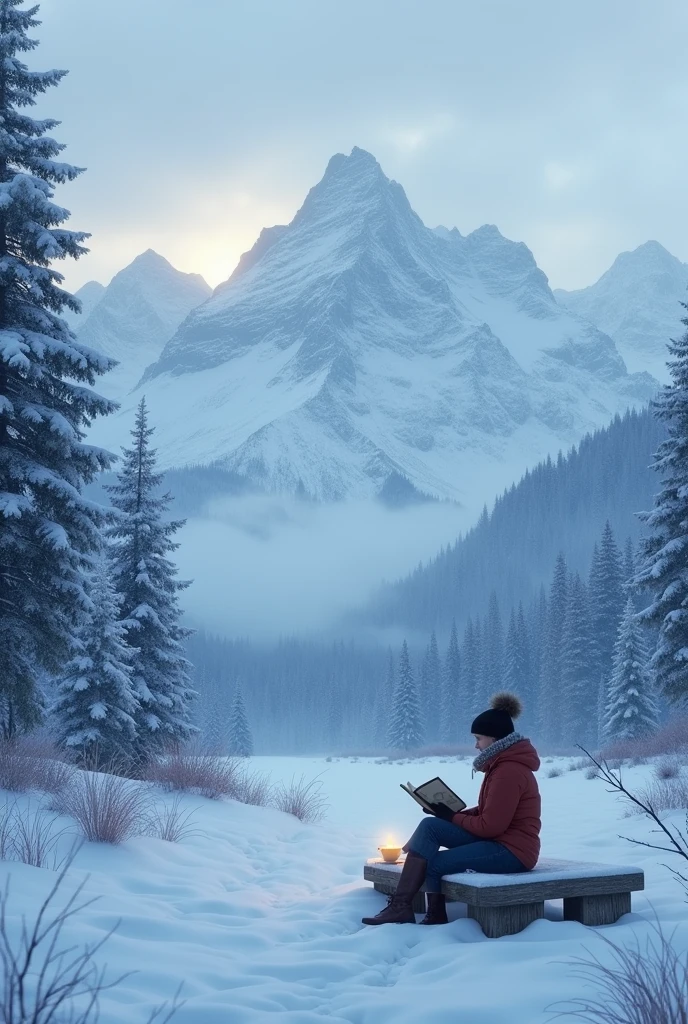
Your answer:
[472,731,527,774]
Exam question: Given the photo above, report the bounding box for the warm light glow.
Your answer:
[384,834,396,848]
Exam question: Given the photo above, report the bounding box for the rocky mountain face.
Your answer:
[555,240,688,382]
[63,280,106,329]
[91,149,657,512]
[76,250,211,398]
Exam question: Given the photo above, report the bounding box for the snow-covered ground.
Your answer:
[1,754,686,1023]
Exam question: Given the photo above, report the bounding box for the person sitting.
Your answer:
[362,692,541,926]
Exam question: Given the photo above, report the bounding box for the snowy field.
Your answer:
[2,754,686,1024]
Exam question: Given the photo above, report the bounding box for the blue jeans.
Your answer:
[404,816,528,892]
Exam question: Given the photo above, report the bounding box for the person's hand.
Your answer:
[428,802,455,822]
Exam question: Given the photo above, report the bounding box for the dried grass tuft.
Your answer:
[144,796,200,843]
[144,748,242,801]
[271,774,328,824]
[56,771,149,844]
[234,768,273,807]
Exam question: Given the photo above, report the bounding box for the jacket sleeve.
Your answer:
[451,768,523,838]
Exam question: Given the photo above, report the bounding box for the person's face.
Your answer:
[473,734,494,751]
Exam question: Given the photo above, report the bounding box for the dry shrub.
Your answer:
[0,858,184,1023]
[144,796,200,843]
[233,767,272,807]
[655,755,683,780]
[0,799,72,868]
[547,767,564,779]
[585,766,598,780]
[57,772,149,844]
[601,718,688,762]
[627,776,688,816]
[0,737,75,795]
[272,774,328,824]
[550,918,688,1024]
[145,748,242,800]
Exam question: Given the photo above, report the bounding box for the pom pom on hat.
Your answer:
[470,691,522,741]
[490,692,522,720]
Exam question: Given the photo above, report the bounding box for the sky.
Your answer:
[35,0,688,295]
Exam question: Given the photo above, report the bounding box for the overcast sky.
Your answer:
[37,0,688,293]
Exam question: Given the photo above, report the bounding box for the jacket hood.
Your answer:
[473,732,540,773]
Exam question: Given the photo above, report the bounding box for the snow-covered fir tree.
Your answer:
[480,593,504,707]
[228,684,253,757]
[623,537,635,595]
[0,2,116,736]
[540,553,568,745]
[588,522,624,690]
[637,305,688,704]
[421,630,442,742]
[374,650,394,748]
[604,596,659,741]
[561,572,597,745]
[107,398,196,753]
[461,617,479,712]
[504,603,531,707]
[440,620,461,744]
[388,639,423,750]
[54,556,138,764]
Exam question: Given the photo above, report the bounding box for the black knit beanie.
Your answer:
[470,692,522,740]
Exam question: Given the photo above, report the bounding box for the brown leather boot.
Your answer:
[361,853,427,925]
[420,892,448,925]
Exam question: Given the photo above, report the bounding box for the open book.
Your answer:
[400,777,467,814]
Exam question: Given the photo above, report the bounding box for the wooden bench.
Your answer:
[363,858,644,938]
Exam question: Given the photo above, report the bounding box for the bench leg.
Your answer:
[563,892,631,926]
[468,901,544,938]
[372,883,426,915]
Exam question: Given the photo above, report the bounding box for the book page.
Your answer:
[413,778,466,812]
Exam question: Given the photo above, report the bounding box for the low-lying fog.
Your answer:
[175,493,471,639]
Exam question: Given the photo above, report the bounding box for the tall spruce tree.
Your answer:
[604,597,658,741]
[483,592,505,702]
[588,521,624,690]
[0,3,116,736]
[228,684,253,757]
[440,620,461,744]
[388,639,423,751]
[636,310,688,704]
[540,553,568,745]
[374,650,394,748]
[561,572,597,746]
[504,603,531,708]
[107,398,196,753]
[54,556,138,764]
[420,631,442,742]
[461,617,479,713]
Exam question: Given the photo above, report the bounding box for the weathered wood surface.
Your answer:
[363,860,644,908]
[563,892,632,926]
[468,901,544,938]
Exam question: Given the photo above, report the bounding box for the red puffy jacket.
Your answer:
[451,738,541,869]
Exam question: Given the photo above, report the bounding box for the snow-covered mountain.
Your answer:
[62,279,106,328]
[77,250,211,397]
[555,241,688,381]
[91,148,657,509]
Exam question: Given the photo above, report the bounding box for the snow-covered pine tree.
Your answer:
[440,620,461,744]
[636,305,688,704]
[54,556,139,764]
[623,538,635,595]
[107,397,196,754]
[421,626,444,741]
[0,3,116,736]
[461,617,479,712]
[374,650,394,748]
[539,553,568,745]
[388,639,423,751]
[482,592,505,702]
[604,596,659,741]
[561,572,598,746]
[588,521,624,690]
[228,684,253,757]
[504,603,531,708]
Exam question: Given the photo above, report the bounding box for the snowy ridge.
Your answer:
[91,149,657,505]
[62,279,106,328]
[76,250,211,400]
[555,240,688,382]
